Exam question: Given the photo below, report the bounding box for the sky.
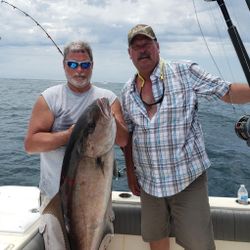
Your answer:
[0,0,249,83]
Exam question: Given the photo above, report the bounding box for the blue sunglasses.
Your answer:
[66,60,92,70]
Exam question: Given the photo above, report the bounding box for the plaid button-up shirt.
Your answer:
[121,60,230,197]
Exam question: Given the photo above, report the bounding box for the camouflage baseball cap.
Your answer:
[128,24,157,45]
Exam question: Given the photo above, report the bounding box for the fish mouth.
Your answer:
[97,98,111,119]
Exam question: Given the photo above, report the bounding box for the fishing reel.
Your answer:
[235,115,250,146]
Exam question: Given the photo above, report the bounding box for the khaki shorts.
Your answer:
[140,172,215,250]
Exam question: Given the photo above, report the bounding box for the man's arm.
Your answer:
[221,83,250,104]
[123,133,140,196]
[111,98,129,147]
[24,95,73,154]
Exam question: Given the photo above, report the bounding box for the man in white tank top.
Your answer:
[24,41,128,249]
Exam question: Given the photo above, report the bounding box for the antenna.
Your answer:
[1,0,64,56]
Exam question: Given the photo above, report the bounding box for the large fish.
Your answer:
[43,97,116,250]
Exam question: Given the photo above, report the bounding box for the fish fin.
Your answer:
[98,234,113,250]
[96,156,105,174]
[42,214,69,250]
[104,197,115,234]
[113,159,118,179]
[100,220,114,249]
[42,193,71,250]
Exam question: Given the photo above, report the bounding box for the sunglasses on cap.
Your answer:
[66,60,92,70]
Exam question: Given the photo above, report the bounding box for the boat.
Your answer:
[1,185,250,250]
[1,1,250,250]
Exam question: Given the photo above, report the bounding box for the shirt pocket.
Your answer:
[164,90,186,109]
[159,89,195,127]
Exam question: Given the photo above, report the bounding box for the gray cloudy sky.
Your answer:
[0,0,249,83]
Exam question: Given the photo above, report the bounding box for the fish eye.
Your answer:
[88,122,96,133]
[96,157,103,165]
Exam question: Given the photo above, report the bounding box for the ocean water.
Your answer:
[0,78,250,197]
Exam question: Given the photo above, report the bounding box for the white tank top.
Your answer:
[39,84,116,197]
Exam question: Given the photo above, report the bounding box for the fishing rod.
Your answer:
[246,0,250,11]
[205,0,250,146]
[1,0,64,56]
[204,0,250,85]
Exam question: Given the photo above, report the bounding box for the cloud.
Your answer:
[0,0,249,82]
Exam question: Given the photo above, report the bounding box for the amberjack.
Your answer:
[43,97,116,250]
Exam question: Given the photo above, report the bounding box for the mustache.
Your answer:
[73,74,86,77]
[138,53,151,60]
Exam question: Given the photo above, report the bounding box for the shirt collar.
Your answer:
[129,60,163,93]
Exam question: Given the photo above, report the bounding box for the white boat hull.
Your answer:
[1,186,250,250]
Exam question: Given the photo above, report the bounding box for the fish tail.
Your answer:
[42,193,71,250]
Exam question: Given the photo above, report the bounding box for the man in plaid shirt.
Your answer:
[121,24,250,250]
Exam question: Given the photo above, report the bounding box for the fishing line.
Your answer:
[193,0,245,109]
[192,0,224,78]
[1,0,64,56]
[204,1,248,115]
[208,2,237,83]
[197,0,250,146]
[228,0,250,72]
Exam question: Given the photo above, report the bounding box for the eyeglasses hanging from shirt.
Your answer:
[137,59,166,106]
